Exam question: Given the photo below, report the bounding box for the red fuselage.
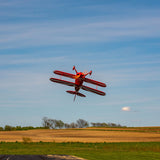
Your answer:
[75,72,85,92]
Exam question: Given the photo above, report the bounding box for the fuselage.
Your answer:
[75,72,85,92]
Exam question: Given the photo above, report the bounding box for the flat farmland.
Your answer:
[1,127,160,142]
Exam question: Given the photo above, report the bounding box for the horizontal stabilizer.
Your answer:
[66,90,86,97]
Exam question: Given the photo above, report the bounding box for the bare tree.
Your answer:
[55,120,64,129]
[70,122,78,128]
[77,119,89,128]
[42,117,50,128]
[64,123,70,128]
[42,117,57,129]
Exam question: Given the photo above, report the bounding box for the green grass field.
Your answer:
[0,142,160,160]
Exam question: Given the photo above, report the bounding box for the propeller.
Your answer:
[73,94,76,101]
[74,74,80,79]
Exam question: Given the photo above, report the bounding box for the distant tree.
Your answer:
[117,124,122,127]
[101,123,108,127]
[42,117,55,129]
[42,117,64,129]
[42,117,50,128]
[15,126,22,130]
[108,123,117,127]
[55,120,64,129]
[35,126,47,129]
[51,119,58,129]
[91,122,96,127]
[77,119,89,128]
[64,123,70,128]
[22,126,34,130]
[0,127,3,131]
[91,122,102,127]
[4,125,13,131]
[59,120,64,128]
[70,122,78,128]
[91,122,108,127]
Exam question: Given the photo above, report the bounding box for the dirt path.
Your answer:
[0,155,86,160]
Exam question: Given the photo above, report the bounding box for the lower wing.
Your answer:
[50,78,75,87]
[81,85,106,96]
[54,70,75,79]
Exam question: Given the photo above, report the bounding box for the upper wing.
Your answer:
[50,78,75,87]
[54,70,75,79]
[81,85,106,96]
[84,78,106,87]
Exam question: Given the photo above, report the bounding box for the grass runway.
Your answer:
[0,142,160,160]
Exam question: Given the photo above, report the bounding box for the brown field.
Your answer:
[1,127,160,143]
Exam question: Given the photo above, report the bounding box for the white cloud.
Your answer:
[122,106,131,111]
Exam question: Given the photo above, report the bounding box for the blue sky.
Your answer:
[0,0,160,127]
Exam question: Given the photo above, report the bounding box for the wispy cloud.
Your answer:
[0,54,67,66]
[1,15,160,49]
[0,71,48,89]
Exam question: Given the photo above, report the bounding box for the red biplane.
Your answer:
[50,66,106,101]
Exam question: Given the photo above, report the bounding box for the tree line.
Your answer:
[0,117,126,131]
[0,125,45,131]
[42,117,126,129]
[42,117,90,129]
